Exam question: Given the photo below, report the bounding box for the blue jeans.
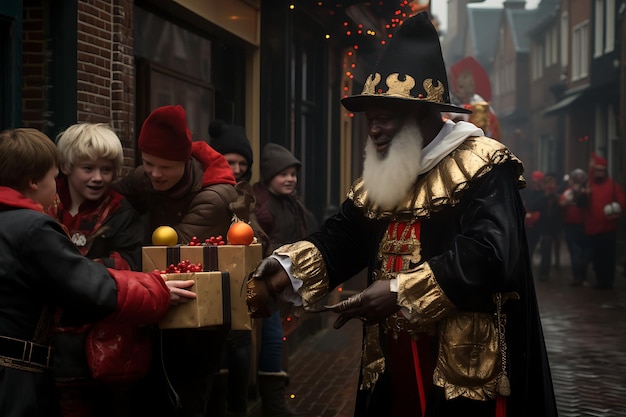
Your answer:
[258,310,284,373]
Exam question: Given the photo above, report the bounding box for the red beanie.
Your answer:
[590,152,607,168]
[138,105,192,161]
[531,170,544,182]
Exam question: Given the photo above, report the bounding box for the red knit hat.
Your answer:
[590,152,607,168]
[138,105,192,161]
[531,170,545,182]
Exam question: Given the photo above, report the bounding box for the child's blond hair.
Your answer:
[0,128,60,191]
[56,123,124,177]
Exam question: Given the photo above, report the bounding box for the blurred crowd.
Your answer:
[521,153,626,289]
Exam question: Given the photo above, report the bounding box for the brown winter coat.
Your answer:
[115,142,238,244]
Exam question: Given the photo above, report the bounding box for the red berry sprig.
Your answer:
[187,235,225,246]
[162,259,203,273]
[204,235,225,246]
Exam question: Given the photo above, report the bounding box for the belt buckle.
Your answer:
[385,314,411,339]
[45,345,52,367]
[385,314,430,339]
[20,341,52,367]
[21,341,33,363]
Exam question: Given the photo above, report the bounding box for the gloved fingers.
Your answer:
[333,314,355,329]
[329,293,366,329]
[334,312,371,329]
[326,292,363,313]
[250,257,283,281]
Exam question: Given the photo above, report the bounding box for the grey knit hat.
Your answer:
[260,143,301,183]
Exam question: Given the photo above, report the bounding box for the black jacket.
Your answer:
[0,203,119,416]
[0,187,170,417]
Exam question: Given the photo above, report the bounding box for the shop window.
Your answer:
[135,59,215,150]
[134,7,216,159]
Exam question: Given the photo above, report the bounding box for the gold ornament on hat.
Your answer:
[421,78,445,103]
[386,73,416,96]
[361,72,445,104]
[362,73,382,94]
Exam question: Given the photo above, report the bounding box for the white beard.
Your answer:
[362,117,423,209]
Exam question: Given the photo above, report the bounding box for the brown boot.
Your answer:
[257,371,302,417]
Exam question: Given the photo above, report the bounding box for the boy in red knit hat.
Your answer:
[116,105,239,416]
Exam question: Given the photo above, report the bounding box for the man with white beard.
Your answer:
[246,12,557,417]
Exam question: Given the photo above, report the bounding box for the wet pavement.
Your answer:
[248,244,626,417]
[537,261,626,416]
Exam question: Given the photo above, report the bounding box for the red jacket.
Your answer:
[584,178,626,235]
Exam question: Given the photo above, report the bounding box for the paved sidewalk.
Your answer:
[249,248,626,417]
[536,264,626,417]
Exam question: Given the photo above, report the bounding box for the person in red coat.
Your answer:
[582,153,626,289]
[0,128,191,417]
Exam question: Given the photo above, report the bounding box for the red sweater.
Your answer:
[584,178,626,235]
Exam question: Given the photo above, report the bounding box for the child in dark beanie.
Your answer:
[252,143,317,417]
[208,120,254,182]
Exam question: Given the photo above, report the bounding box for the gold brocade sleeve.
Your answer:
[274,241,329,307]
[396,262,456,325]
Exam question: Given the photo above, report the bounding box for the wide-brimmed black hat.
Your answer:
[341,12,471,114]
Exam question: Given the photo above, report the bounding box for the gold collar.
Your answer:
[348,136,525,220]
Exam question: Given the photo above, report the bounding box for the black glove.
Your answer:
[246,257,288,318]
[331,274,399,329]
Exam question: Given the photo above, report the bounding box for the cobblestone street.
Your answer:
[537,262,626,417]
[250,245,626,417]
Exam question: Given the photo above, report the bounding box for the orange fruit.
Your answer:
[227,221,255,245]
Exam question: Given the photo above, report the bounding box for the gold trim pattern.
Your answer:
[273,241,328,307]
[360,72,445,104]
[422,78,445,103]
[0,355,46,373]
[386,73,416,97]
[348,136,525,220]
[378,222,421,271]
[361,326,385,390]
[362,73,382,95]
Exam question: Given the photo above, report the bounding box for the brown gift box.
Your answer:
[142,244,262,330]
[159,272,230,329]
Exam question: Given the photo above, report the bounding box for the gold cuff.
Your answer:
[274,241,329,306]
[396,262,456,325]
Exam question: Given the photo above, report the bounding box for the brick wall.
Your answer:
[21,2,47,131]
[21,1,136,170]
[77,0,136,171]
[111,0,136,170]
[77,0,113,123]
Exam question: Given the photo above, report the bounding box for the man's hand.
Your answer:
[162,277,196,306]
[247,257,290,318]
[330,279,399,329]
